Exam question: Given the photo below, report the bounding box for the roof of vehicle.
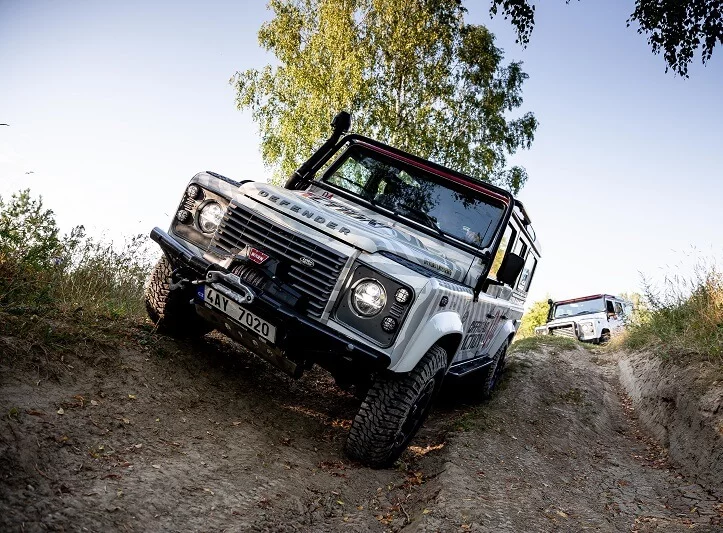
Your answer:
[342,135,514,204]
[338,135,541,256]
[554,294,627,305]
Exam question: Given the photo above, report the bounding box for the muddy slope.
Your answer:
[1,325,721,532]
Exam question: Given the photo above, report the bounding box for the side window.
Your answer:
[606,300,615,314]
[488,224,516,280]
[614,302,624,315]
[513,238,528,258]
[517,254,537,292]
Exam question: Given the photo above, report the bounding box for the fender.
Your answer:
[482,319,517,361]
[390,311,463,373]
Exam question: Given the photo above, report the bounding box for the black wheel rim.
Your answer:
[394,377,437,449]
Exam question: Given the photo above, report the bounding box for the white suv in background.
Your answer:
[535,294,632,343]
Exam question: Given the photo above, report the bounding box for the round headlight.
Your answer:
[198,202,223,234]
[351,279,387,317]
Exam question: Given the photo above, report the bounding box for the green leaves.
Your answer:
[490,0,722,77]
[0,189,61,270]
[231,0,536,193]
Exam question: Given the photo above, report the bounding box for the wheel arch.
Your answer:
[436,333,464,366]
[390,311,464,373]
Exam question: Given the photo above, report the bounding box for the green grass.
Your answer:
[622,264,722,362]
[510,335,584,355]
[1,190,157,368]
[1,190,155,320]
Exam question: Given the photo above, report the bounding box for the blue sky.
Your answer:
[1,0,721,306]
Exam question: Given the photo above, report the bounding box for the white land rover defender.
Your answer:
[534,294,633,343]
[146,112,541,467]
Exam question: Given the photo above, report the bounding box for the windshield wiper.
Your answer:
[397,204,443,235]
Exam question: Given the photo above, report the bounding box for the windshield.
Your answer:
[321,146,505,248]
[553,298,605,319]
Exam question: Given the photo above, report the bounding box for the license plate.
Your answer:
[202,286,277,343]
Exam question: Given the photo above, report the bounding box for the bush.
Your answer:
[623,262,723,362]
[516,297,550,339]
[0,190,154,318]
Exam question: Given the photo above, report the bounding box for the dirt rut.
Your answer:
[1,329,721,532]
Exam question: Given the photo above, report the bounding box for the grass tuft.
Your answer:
[622,262,722,362]
[1,190,155,319]
[510,335,584,355]
[1,190,156,363]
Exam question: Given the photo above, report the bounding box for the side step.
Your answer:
[447,355,494,378]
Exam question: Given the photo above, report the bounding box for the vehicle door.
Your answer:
[605,299,625,332]
[458,222,526,362]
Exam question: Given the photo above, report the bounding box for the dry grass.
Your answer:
[1,190,156,363]
[622,262,722,362]
[510,335,584,355]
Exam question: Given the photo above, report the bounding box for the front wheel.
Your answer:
[345,345,447,468]
[144,256,211,338]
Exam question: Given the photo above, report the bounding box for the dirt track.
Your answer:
[1,326,721,532]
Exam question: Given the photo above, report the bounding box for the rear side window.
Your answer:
[517,254,537,292]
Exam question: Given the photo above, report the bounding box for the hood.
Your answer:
[238,182,474,282]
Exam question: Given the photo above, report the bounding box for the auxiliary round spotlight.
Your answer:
[176,209,191,223]
[186,184,202,199]
[394,287,411,304]
[381,316,398,333]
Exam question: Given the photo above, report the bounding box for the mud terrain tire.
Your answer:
[479,339,508,399]
[345,345,447,468]
[144,256,211,338]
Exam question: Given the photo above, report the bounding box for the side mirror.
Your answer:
[497,252,525,287]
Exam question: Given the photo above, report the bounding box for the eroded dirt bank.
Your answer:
[618,352,723,500]
[1,325,721,532]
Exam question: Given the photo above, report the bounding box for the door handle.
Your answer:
[486,313,494,319]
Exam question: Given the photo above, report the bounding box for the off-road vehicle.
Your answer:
[146,112,541,467]
[535,294,633,343]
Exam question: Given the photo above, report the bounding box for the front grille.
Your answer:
[550,324,577,339]
[211,202,348,318]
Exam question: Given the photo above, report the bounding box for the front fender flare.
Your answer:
[390,311,463,373]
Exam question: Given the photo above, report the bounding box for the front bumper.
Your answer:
[535,322,580,340]
[150,227,391,376]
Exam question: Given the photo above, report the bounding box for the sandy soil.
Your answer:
[1,325,721,532]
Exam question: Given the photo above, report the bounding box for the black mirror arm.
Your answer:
[472,250,493,302]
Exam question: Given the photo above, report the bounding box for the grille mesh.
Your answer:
[211,202,348,318]
[550,325,576,338]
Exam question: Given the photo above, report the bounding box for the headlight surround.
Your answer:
[580,321,595,335]
[198,201,224,234]
[351,279,387,317]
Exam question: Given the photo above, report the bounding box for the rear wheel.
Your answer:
[144,256,211,338]
[479,340,508,399]
[345,345,447,468]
